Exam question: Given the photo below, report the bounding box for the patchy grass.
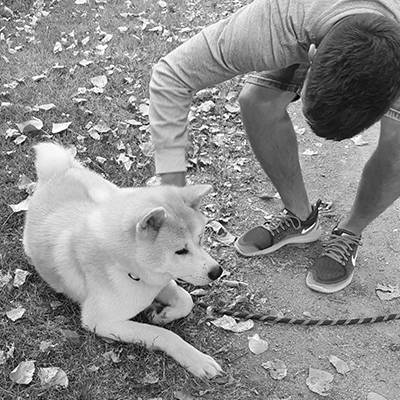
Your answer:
[0,0,263,399]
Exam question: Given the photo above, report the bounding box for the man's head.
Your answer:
[303,13,400,140]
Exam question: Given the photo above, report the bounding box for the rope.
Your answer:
[197,303,400,326]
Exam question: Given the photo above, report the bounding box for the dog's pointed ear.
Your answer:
[180,184,212,209]
[136,207,167,235]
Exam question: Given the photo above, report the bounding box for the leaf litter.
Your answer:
[375,283,400,301]
[211,315,254,333]
[306,367,333,396]
[248,333,269,355]
[10,360,35,384]
[38,367,68,388]
[328,355,350,375]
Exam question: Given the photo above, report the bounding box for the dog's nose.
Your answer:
[208,265,223,281]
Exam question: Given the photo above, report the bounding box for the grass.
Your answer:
[0,0,266,399]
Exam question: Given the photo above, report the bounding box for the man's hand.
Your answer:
[159,172,186,187]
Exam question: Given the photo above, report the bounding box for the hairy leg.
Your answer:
[239,85,311,219]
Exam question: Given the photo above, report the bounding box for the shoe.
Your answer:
[234,200,322,257]
[306,227,361,293]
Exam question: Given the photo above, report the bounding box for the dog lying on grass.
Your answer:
[23,142,223,378]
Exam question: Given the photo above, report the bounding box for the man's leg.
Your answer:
[235,82,322,257]
[238,84,311,220]
[307,116,400,293]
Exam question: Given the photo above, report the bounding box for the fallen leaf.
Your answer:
[93,120,111,133]
[53,41,62,54]
[37,103,56,111]
[6,306,26,321]
[211,315,254,333]
[222,280,248,288]
[197,100,215,113]
[0,271,12,287]
[102,350,121,363]
[52,122,72,134]
[224,103,240,113]
[38,367,68,388]
[262,359,287,380]
[190,288,208,296]
[90,75,108,88]
[206,220,236,245]
[139,103,149,117]
[60,329,80,342]
[0,343,15,365]
[14,135,27,145]
[95,156,107,164]
[306,367,333,397]
[248,334,269,355]
[328,355,350,375]
[39,340,56,352]
[10,361,35,385]
[101,33,113,44]
[174,391,195,400]
[375,283,400,301]
[13,269,30,288]
[9,197,30,213]
[88,129,101,140]
[16,118,43,133]
[367,393,388,400]
[32,74,46,82]
[79,59,93,67]
[302,149,319,156]
[351,134,369,146]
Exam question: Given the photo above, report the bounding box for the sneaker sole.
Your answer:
[305,271,354,294]
[234,227,322,257]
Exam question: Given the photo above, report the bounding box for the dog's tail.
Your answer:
[34,142,78,182]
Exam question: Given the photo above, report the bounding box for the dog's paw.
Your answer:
[182,349,223,379]
[149,306,174,325]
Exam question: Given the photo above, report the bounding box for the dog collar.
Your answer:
[128,273,140,282]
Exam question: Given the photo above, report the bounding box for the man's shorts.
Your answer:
[246,64,400,122]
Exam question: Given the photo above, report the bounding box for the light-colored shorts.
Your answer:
[246,64,400,122]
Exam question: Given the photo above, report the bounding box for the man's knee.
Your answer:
[238,84,295,119]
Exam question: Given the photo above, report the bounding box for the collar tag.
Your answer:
[128,272,140,282]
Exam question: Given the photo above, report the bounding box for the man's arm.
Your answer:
[149,0,299,185]
[339,115,400,234]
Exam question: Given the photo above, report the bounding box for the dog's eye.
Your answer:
[175,248,189,255]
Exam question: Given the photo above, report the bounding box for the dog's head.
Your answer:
[129,184,223,287]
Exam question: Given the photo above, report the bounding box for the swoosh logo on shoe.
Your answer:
[301,221,317,235]
[351,248,358,267]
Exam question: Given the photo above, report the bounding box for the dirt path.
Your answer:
[219,102,400,399]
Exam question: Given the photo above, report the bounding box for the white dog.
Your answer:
[23,142,223,378]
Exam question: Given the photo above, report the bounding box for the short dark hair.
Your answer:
[304,13,400,140]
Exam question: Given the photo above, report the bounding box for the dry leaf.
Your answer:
[262,359,287,380]
[211,315,254,333]
[116,153,133,171]
[306,367,333,397]
[32,74,46,82]
[53,41,62,54]
[13,269,30,288]
[328,355,350,375]
[10,360,35,385]
[197,100,215,113]
[79,59,93,67]
[39,340,56,352]
[90,75,108,88]
[16,118,43,133]
[37,103,56,111]
[375,283,400,301]
[93,120,111,133]
[6,306,26,321]
[38,367,68,388]
[248,334,269,355]
[9,197,30,213]
[139,103,149,117]
[174,391,195,400]
[351,134,369,146]
[142,371,159,385]
[52,122,71,134]
[302,149,319,156]
[224,103,240,113]
[0,271,12,287]
[190,288,208,296]
[102,350,121,363]
[14,135,27,145]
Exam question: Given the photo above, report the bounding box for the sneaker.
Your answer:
[234,200,322,257]
[306,227,361,293]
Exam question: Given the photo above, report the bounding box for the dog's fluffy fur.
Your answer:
[23,142,223,378]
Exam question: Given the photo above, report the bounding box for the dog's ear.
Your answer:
[136,207,166,236]
[180,184,212,209]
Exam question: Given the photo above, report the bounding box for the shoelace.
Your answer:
[264,211,301,236]
[322,232,361,265]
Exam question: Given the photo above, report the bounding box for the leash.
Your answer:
[197,303,400,326]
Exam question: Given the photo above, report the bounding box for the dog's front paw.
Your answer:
[149,306,174,325]
[181,349,223,379]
